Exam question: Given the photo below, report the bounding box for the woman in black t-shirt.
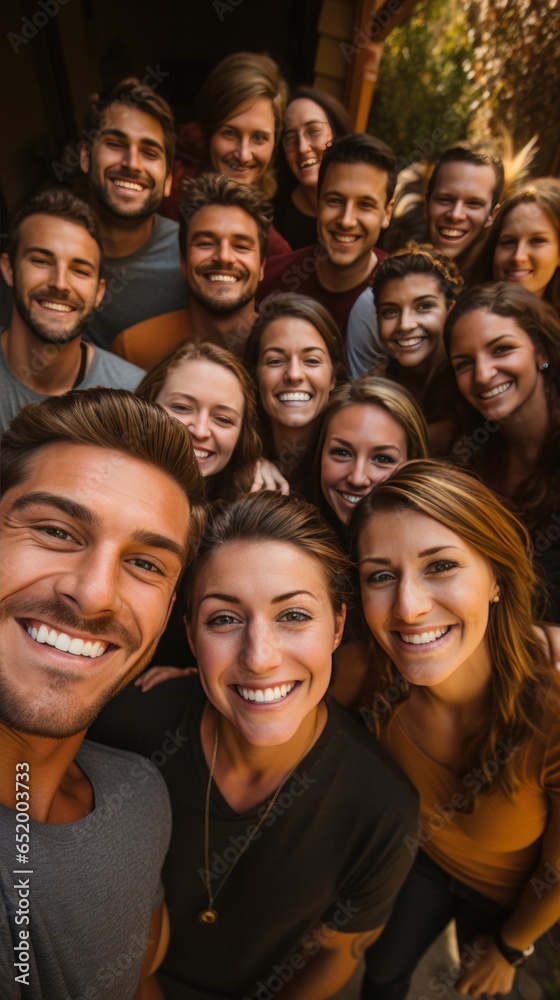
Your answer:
[88,490,418,999]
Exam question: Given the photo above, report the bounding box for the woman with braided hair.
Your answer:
[373,244,464,453]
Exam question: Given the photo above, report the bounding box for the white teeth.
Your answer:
[237,682,297,703]
[27,623,107,657]
[300,158,318,168]
[208,274,238,282]
[341,493,362,504]
[68,638,85,655]
[400,627,450,645]
[332,234,358,243]
[114,179,143,191]
[395,336,424,348]
[277,392,311,402]
[439,229,464,238]
[194,449,213,459]
[479,382,512,399]
[39,301,73,312]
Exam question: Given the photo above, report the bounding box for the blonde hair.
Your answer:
[352,459,553,800]
[196,52,288,200]
[136,341,262,502]
[311,376,429,510]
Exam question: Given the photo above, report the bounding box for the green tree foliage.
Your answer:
[369,0,560,174]
[469,0,560,173]
[369,0,482,168]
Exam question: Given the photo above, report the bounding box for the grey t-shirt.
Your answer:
[85,215,189,350]
[345,286,389,379]
[0,740,171,1000]
[0,344,145,432]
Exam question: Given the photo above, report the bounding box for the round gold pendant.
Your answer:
[199,908,218,924]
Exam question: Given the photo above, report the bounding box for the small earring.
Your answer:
[491,594,500,604]
[539,362,550,372]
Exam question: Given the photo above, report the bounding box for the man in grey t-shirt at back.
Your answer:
[0,189,145,432]
[79,76,188,349]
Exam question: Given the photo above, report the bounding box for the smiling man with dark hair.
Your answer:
[79,78,189,349]
[0,388,205,1000]
[0,190,145,432]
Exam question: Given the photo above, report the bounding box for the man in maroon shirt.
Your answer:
[258,134,396,337]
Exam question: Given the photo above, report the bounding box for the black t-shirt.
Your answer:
[89,676,418,999]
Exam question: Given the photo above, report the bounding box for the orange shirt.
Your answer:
[112,309,192,370]
[383,685,560,909]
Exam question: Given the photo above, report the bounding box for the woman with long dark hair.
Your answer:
[274,87,352,249]
[446,281,560,619]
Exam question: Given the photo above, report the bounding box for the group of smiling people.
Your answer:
[2,44,560,1000]
[74,50,560,1000]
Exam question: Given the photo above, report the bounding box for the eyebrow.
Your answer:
[10,492,186,563]
[191,229,256,245]
[450,334,514,360]
[23,246,97,270]
[199,590,319,605]
[330,436,401,452]
[285,119,329,131]
[380,294,439,306]
[262,346,327,356]
[323,189,380,205]
[358,545,462,565]
[100,128,165,154]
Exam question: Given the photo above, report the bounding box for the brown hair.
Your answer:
[136,341,261,502]
[352,459,553,800]
[187,490,352,620]
[1,388,206,568]
[318,133,398,203]
[84,76,176,169]
[426,141,504,209]
[474,178,560,310]
[196,52,288,199]
[311,375,429,511]
[444,281,560,535]
[246,294,348,470]
[7,189,103,264]
[246,292,347,384]
[178,172,273,259]
[373,244,464,310]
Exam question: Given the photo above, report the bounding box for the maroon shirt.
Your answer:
[257,243,387,336]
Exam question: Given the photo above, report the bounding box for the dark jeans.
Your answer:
[361,851,511,1000]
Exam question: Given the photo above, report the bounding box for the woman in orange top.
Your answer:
[352,460,560,999]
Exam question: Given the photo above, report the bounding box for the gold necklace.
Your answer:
[198,712,319,925]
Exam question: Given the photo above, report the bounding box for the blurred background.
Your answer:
[0,0,558,228]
